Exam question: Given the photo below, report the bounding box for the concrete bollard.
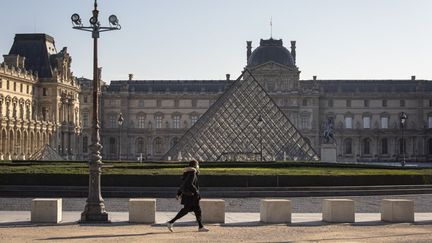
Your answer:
[31,198,62,223]
[200,199,225,223]
[260,199,292,223]
[322,199,355,223]
[381,199,414,223]
[128,198,156,224]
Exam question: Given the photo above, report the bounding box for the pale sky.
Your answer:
[1,0,431,83]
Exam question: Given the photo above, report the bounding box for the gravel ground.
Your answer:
[1,194,431,213]
[0,223,432,242]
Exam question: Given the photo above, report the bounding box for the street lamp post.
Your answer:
[400,112,407,167]
[257,115,263,162]
[71,0,120,222]
[118,113,124,161]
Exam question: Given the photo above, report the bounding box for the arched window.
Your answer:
[363,138,371,155]
[381,138,388,154]
[136,137,145,154]
[83,136,88,153]
[344,138,352,154]
[154,137,162,154]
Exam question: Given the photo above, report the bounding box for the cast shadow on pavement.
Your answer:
[0,221,77,228]
[39,232,180,241]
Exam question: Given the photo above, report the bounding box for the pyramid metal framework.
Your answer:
[163,69,319,162]
[28,144,64,161]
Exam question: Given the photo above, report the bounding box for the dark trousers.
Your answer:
[169,204,203,228]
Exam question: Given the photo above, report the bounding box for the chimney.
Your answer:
[246,41,252,63]
[313,75,317,80]
[226,74,230,80]
[411,75,416,81]
[129,74,134,80]
[290,41,296,65]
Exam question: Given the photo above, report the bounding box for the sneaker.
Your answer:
[198,227,209,232]
[166,222,174,232]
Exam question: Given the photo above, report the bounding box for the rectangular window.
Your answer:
[400,100,405,107]
[173,116,180,129]
[139,100,145,108]
[83,112,89,127]
[109,115,116,128]
[43,88,47,96]
[429,117,432,129]
[83,136,88,153]
[26,85,29,94]
[429,100,432,107]
[381,139,388,154]
[84,96,88,103]
[381,117,388,129]
[6,80,9,90]
[138,115,145,128]
[13,82,16,91]
[300,116,310,129]
[328,99,333,107]
[20,83,23,93]
[156,116,162,129]
[302,99,308,106]
[364,99,369,107]
[363,117,371,129]
[382,100,387,107]
[346,100,351,107]
[345,117,353,129]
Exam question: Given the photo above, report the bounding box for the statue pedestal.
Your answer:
[320,143,337,162]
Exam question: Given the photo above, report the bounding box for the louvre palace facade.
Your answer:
[1,33,432,162]
[100,38,432,162]
[0,34,81,160]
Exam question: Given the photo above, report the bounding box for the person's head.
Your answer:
[188,159,199,169]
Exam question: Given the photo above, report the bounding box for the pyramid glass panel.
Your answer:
[163,70,319,162]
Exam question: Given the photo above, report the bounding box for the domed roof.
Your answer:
[247,38,295,67]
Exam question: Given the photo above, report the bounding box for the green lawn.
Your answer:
[1,161,431,176]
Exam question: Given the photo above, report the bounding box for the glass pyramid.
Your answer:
[163,69,319,162]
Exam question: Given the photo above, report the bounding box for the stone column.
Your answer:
[0,98,3,118]
[12,102,17,119]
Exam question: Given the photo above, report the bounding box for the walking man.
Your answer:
[166,159,209,232]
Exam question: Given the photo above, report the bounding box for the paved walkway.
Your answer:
[1,194,432,212]
[1,196,432,242]
[1,211,432,242]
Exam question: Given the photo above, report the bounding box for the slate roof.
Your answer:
[8,33,56,78]
[106,79,432,94]
[107,80,231,93]
[301,80,432,93]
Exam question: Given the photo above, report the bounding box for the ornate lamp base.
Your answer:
[80,205,109,222]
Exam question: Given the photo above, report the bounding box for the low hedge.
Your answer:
[1,173,431,187]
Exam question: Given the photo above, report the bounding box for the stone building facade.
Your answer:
[100,38,432,162]
[0,34,81,160]
[2,33,431,162]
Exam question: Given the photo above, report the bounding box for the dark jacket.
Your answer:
[177,167,200,206]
